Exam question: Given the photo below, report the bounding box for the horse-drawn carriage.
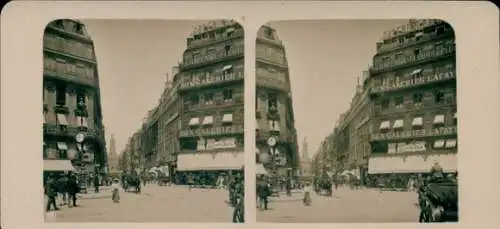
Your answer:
[418,176,458,222]
[314,177,332,196]
[122,173,141,194]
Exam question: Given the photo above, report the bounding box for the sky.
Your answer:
[82,20,207,155]
[267,20,408,158]
[81,19,407,158]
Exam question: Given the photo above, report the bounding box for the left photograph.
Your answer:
[42,19,245,223]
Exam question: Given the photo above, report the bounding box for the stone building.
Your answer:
[255,24,299,181]
[42,19,107,177]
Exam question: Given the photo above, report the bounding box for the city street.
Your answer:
[257,187,420,223]
[46,185,234,222]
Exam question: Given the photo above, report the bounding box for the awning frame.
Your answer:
[43,160,76,172]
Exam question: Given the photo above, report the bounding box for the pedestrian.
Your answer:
[94,175,100,193]
[45,176,59,211]
[257,175,270,210]
[303,182,312,206]
[232,175,244,223]
[66,173,79,207]
[111,178,121,203]
[57,175,68,207]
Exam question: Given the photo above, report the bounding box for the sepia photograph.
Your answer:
[42,19,245,223]
[254,19,458,223]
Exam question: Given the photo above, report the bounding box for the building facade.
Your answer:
[367,19,457,180]
[174,20,245,184]
[255,24,299,181]
[42,19,107,178]
[322,19,456,186]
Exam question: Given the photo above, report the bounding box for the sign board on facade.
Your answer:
[371,126,457,141]
[180,125,244,137]
[374,71,455,93]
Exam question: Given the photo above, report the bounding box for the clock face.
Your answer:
[267,136,277,147]
[75,133,85,143]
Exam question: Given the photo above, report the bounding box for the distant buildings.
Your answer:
[42,19,107,178]
[317,19,457,184]
[121,20,245,184]
[255,25,299,180]
[299,138,312,176]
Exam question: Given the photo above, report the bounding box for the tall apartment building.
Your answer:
[367,19,457,178]
[255,24,299,180]
[174,20,245,185]
[42,19,107,177]
[155,70,181,177]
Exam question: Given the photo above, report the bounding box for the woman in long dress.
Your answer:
[111,178,121,203]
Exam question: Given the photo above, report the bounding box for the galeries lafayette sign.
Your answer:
[371,126,457,141]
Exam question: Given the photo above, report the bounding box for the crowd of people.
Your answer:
[44,172,81,211]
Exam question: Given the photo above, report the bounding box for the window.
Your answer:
[224,44,231,55]
[76,89,86,108]
[56,113,68,126]
[204,93,214,105]
[394,96,404,108]
[57,142,68,159]
[381,99,390,109]
[190,94,199,104]
[76,116,88,128]
[55,84,66,106]
[414,48,421,56]
[433,140,445,149]
[413,93,423,105]
[268,93,278,112]
[265,28,274,39]
[269,120,280,132]
[192,52,200,61]
[436,26,445,35]
[223,89,233,102]
[434,91,445,104]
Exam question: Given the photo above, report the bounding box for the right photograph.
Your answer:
[254,19,457,223]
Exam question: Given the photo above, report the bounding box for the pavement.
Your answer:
[45,184,235,222]
[257,187,420,223]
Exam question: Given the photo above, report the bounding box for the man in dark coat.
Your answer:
[45,176,59,211]
[66,174,79,207]
[256,175,270,210]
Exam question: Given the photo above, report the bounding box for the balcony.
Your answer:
[179,124,244,138]
[184,96,244,111]
[43,124,105,142]
[377,30,454,54]
[44,68,97,87]
[256,55,288,69]
[370,125,457,141]
[179,72,244,91]
[179,46,244,70]
[187,29,244,49]
[256,75,289,91]
[370,45,455,74]
[371,70,456,94]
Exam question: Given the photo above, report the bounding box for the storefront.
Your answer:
[175,151,244,185]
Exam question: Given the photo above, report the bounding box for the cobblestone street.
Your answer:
[257,187,420,223]
[46,185,234,222]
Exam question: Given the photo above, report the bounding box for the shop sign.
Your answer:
[374,71,455,92]
[180,125,243,137]
[212,138,236,149]
[371,126,457,141]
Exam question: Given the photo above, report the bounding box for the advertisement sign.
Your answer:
[202,138,237,150]
[374,71,455,93]
[371,126,457,141]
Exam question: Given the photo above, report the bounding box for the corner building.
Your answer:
[175,20,245,184]
[42,19,107,177]
[366,19,457,182]
[255,25,299,180]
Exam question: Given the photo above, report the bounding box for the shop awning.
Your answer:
[433,114,445,124]
[379,121,390,130]
[393,119,404,129]
[445,139,457,148]
[256,163,268,175]
[412,117,423,126]
[368,154,457,174]
[222,113,233,123]
[189,117,200,126]
[56,113,68,125]
[412,68,422,75]
[44,160,76,172]
[202,116,214,125]
[176,151,244,171]
[222,65,233,71]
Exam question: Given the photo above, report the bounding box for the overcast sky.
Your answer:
[267,20,408,157]
[82,19,207,155]
[82,19,408,158]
